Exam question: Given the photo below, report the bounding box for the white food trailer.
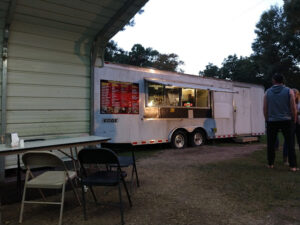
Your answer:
[94,63,265,149]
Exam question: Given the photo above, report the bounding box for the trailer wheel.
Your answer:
[189,129,205,147]
[171,130,187,149]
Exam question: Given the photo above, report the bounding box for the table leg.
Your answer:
[0,156,4,225]
[17,155,22,198]
[0,182,4,225]
[0,156,4,184]
[70,147,77,172]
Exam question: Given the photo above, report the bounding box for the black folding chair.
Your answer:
[78,148,132,225]
[111,149,140,191]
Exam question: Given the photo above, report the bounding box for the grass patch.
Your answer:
[259,133,285,145]
[198,148,300,212]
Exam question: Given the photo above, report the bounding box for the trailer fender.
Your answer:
[168,127,188,142]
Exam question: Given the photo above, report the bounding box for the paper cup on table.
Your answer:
[19,139,24,148]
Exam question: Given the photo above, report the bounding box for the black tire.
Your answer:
[189,129,206,147]
[171,130,187,149]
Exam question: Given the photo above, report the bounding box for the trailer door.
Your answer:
[233,87,251,135]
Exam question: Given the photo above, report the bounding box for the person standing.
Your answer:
[263,73,298,171]
[282,88,299,165]
[296,90,300,151]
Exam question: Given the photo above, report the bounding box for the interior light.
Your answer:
[148,100,154,107]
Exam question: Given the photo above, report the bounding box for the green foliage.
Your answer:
[284,0,300,32]
[252,5,300,89]
[199,55,262,84]
[220,55,262,84]
[200,3,300,90]
[104,41,184,73]
[152,53,184,72]
[199,63,221,78]
[129,44,159,67]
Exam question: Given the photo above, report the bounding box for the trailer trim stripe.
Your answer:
[132,139,169,145]
[131,132,265,145]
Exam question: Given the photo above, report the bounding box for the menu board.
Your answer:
[100,80,139,114]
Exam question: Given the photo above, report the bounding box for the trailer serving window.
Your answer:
[164,86,181,106]
[147,83,164,106]
[182,88,195,107]
[196,89,209,107]
[146,81,210,108]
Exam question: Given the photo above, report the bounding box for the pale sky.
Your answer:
[112,0,283,75]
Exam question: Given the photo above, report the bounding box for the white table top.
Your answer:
[0,136,110,155]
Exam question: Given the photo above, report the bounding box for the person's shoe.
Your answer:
[267,165,274,169]
[289,167,299,172]
[283,157,289,166]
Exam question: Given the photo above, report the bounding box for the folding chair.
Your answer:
[19,151,81,225]
[78,148,132,225]
[17,139,45,197]
[111,149,140,190]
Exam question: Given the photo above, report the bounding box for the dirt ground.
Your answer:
[2,143,300,225]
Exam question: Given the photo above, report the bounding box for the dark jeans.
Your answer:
[283,123,296,159]
[267,120,297,167]
[296,123,300,150]
[283,123,300,158]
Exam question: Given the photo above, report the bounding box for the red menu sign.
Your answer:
[100,80,139,114]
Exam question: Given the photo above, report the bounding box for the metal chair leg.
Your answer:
[81,185,87,220]
[132,151,140,187]
[121,177,132,207]
[19,170,30,223]
[118,183,124,225]
[58,183,66,225]
[133,163,140,187]
[67,176,81,206]
[89,186,98,203]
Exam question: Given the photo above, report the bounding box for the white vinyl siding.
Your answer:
[1,0,149,169]
[6,0,99,139]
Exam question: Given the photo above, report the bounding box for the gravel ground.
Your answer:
[3,143,298,225]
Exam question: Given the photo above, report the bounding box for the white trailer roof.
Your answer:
[144,78,238,93]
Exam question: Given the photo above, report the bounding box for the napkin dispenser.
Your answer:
[5,133,20,147]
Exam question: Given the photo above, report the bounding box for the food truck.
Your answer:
[94,63,265,149]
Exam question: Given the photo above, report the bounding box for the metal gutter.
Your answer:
[1,27,8,144]
[0,0,17,181]
[89,0,148,135]
[1,0,17,142]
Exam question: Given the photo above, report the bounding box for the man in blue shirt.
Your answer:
[263,73,298,171]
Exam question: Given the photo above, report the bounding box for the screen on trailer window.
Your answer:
[100,80,139,114]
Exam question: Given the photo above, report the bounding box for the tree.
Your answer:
[104,41,184,72]
[104,40,129,64]
[152,53,184,72]
[220,55,261,84]
[200,3,300,89]
[284,0,300,32]
[199,63,220,78]
[200,56,261,84]
[252,5,300,89]
[128,44,159,67]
